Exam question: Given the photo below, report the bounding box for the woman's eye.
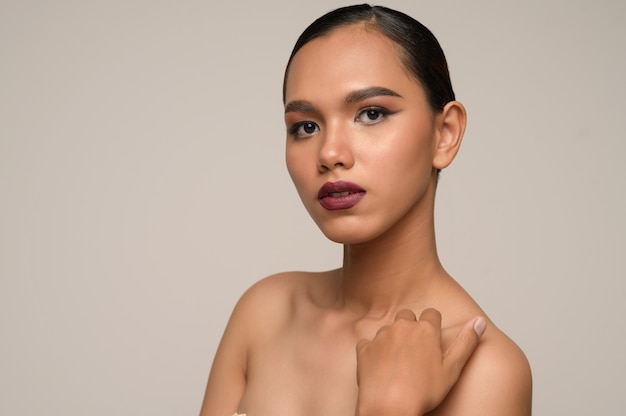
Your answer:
[290,121,319,138]
[356,108,387,124]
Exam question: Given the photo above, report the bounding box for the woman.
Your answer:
[201,5,532,415]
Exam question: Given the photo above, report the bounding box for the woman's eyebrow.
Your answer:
[345,86,402,104]
[284,100,317,114]
[284,87,401,114]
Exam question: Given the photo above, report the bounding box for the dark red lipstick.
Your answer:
[317,181,366,210]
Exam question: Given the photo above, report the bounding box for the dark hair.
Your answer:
[283,4,455,112]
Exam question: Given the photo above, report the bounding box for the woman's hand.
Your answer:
[355,308,486,416]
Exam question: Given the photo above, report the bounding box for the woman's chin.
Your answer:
[318,225,382,246]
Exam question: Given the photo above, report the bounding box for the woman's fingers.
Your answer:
[355,309,487,415]
[443,316,487,378]
[394,309,417,321]
[418,307,442,328]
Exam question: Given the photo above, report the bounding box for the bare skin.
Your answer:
[201,24,532,416]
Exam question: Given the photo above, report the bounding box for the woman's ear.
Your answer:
[432,100,466,170]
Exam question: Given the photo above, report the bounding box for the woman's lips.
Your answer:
[317,181,366,210]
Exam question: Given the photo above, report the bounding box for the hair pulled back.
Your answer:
[283,4,455,112]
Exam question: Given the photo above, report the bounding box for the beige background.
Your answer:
[1,0,625,414]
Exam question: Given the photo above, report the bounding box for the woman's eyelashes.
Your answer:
[355,107,392,124]
[287,107,394,138]
[289,121,320,138]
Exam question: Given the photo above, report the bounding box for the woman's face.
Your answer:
[284,24,453,245]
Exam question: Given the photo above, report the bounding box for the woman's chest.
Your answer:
[237,323,361,416]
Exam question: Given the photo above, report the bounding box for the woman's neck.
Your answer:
[337,200,447,317]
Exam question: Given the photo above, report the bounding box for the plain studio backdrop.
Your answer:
[1,0,624,414]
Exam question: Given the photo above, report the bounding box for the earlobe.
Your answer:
[433,101,466,170]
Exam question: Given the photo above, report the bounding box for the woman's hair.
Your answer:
[283,4,455,112]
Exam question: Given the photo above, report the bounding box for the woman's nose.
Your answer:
[317,124,355,172]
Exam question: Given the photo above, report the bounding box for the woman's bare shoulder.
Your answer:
[200,270,330,415]
[431,277,532,415]
[433,324,532,416]
[237,270,324,309]
[232,270,332,336]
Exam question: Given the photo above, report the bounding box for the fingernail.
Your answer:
[473,317,487,337]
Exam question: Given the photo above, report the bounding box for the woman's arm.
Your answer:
[199,274,295,416]
[199,299,250,416]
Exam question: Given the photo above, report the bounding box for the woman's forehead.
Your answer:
[284,25,418,102]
